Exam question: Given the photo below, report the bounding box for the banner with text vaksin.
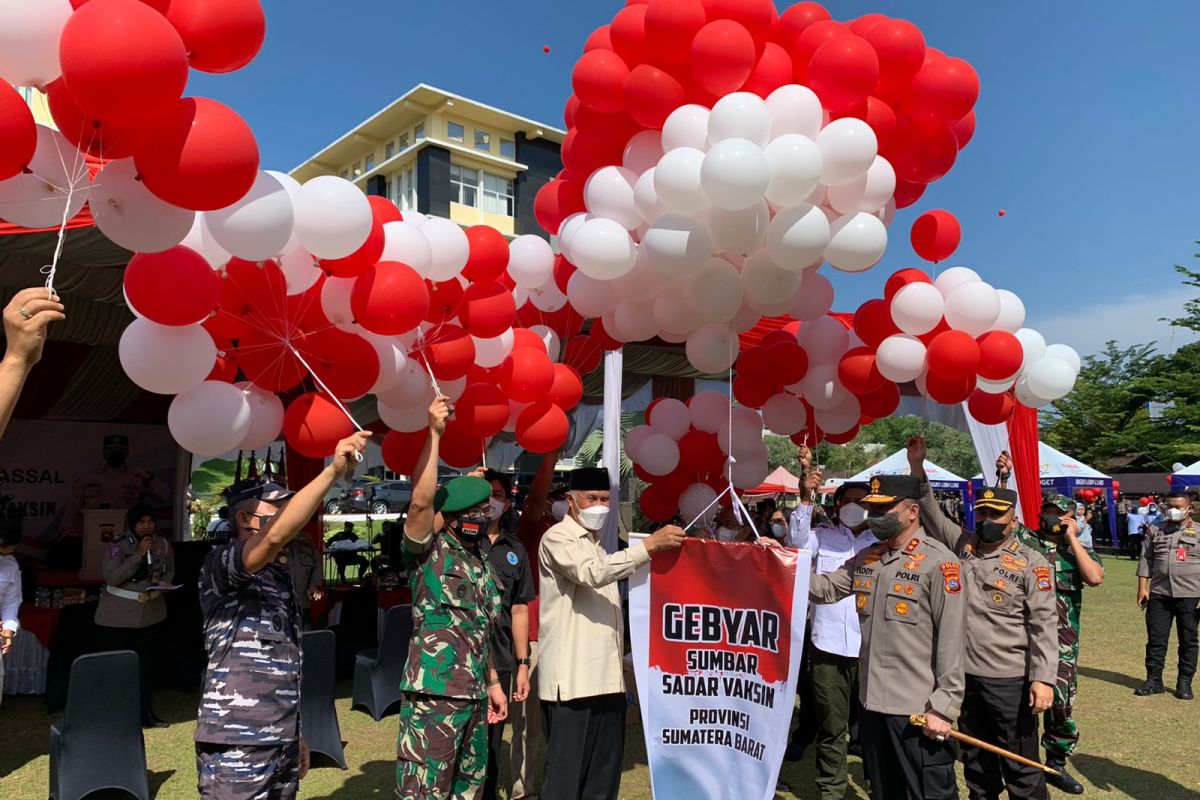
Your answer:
[630,538,811,799]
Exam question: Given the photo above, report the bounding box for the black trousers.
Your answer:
[961,675,1048,800]
[1145,596,1200,681]
[95,622,162,721]
[859,710,957,800]
[540,693,625,800]
[482,670,513,800]
[789,632,816,747]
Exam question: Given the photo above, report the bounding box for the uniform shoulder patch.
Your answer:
[1034,565,1052,592]
[903,537,921,554]
[940,561,962,594]
[106,545,121,558]
[1006,539,1021,553]
[506,551,519,566]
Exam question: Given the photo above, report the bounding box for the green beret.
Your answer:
[1041,493,1074,513]
[435,476,491,514]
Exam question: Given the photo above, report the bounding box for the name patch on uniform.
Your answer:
[506,551,519,566]
[903,537,921,554]
[1034,566,1052,592]
[895,571,921,582]
[940,562,962,595]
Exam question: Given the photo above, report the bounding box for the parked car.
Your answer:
[368,481,412,515]
[323,479,374,514]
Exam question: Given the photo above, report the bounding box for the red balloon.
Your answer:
[460,281,516,339]
[770,340,809,386]
[1140,496,1150,506]
[624,64,687,129]
[165,0,266,74]
[425,278,465,325]
[439,422,485,469]
[209,257,286,341]
[422,325,475,381]
[553,255,577,294]
[500,348,555,402]
[742,42,794,98]
[859,381,900,419]
[368,195,404,225]
[807,35,880,112]
[853,298,899,348]
[0,81,35,180]
[59,0,188,123]
[705,0,777,42]
[351,262,429,335]
[910,210,961,263]
[924,371,976,405]
[789,19,848,83]
[548,363,584,410]
[306,328,380,400]
[572,49,631,113]
[918,318,952,348]
[998,209,1006,218]
[967,389,1016,425]
[563,95,581,129]
[838,346,886,394]
[321,214,384,278]
[847,13,888,37]
[640,481,682,523]
[283,392,356,459]
[690,21,758,97]
[771,1,832,51]
[382,428,429,475]
[977,331,1024,381]
[134,97,259,211]
[927,330,980,378]
[206,347,239,383]
[887,119,958,184]
[644,0,708,64]
[862,19,925,92]
[456,382,511,438]
[736,345,772,387]
[563,335,603,374]
[124,246,219,326]
[732,374,775,409]
[533,179,584,238]
[560,128,625,177]
[463,225,511,282]
[71,0,169,9]
[884,268,933,300]
[44,79,141,160]
[837,96,897,150]
[517,402,569,454]
[824,425,860,445]
[951,110,976,150]
[892,179,926,209]
[678,430,726,476]
[583,26,611,52]
[511,327,549,354]
[906,54,980,125]
[610,4,651,65]
[589,319,623,352]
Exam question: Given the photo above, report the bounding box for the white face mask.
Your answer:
[839,502,868,529]
[550,500,569,521]
[771,522,786,537]
[1166,508,1189,523]
[577,504,610,532]
[716,526,738,541]
[487,497,507,521]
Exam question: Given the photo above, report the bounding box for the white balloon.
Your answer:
[816,395,862,435]
[1044,344,1081,375]
[700,138,770,211]
[473,329,515,368]
[705,201,769,257]
[876,334,928,383]
[402,211,429,229]
[686,324,738,374]
[729,300,762,333]
[742,250,802,305]
[766,85,824,140]
[169,381,252,457]
[0,0,73,87]
[625,424,655,463]
[1027,357,1076,401]
[278,247,321,295]
[764,134,824,209]
[730,453,770,490]
[584,166,641,230]
[567,270,619,317]
[182,214,231,270]
[205,171,295,261]
[800,364,848,410]
[119,320,216,395]
[944,281,1001,336]
[361,334,409,394]
[1014,328,1047,371]
[766,203,831,271]
[529,324,562,362]
[825,212,887,273]
[680,482,720,525]
[933,266,981,298]
[381,220,433,276]
[0,126,88,229]
[378,399,432,432]
[649,398,691,440]
[632,169,667,226]
[529,276,569,312]
[265,170,303,253]
[689,391,731,434]
[815,118,878,187]
[420,216,470,281]
[719,405,765,458]
[791,271,835,322]
[745,291,796,318]
[89,158,195,253]
[557,212,590,261]
[762,393,808,436]
[508,234,555,288]
[293,175,372,259]
[638,433,680,476]
[976,376,1016,394]
[891,283,945,336]
[799,315,850,364]
[826,156,896,215]
[320,276,357,332]
[571,217,637,280]
[1014,375,1054,409]
[642,213,713,275]
[992,289,1027,333]
[235,382,285,450]
[662,105,712,152]
[653,291,697,336]
[708,93,771,147]
[621,129,662,173]
[876,198,897,227]
[377,361,432,408]
[611,299,658,343]
[654,147,709,215]
[684,258,744,324]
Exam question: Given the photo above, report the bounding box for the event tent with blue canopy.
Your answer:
[846,450,974,529]
[1170,460,1200,492]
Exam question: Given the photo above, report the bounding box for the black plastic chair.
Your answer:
[50,650,149,800]
[300,630,347,769]
[351,604,413,720]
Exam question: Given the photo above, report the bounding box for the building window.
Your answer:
[482,172,514,216]
[475,130,491,152]
[352,161,362,176]
[365,153,376,172]
[448,122,465,143]
[500,139,516,159]
[450,163,479,207]
[399,132,410,149]
[385,141,395,159]
[339,169,349,180]
[390,167,417,212]
[414,124,425,141]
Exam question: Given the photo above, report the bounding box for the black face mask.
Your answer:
[866,510,905,540]
[975,519,1009,544]
[1039,514,1067,538]
[452,515,486,544]
[105,451,128,468]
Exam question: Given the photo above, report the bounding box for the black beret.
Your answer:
[569,468,610,492]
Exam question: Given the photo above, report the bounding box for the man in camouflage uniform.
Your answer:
[397,397,507,800]
[194,432,369,800]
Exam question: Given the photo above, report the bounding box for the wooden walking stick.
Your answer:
[908,715,1062,777]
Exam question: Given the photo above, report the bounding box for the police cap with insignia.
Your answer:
[435,476,491,514]
[1041,492,1074,514]
[569,467,610,492]
[861,475,921,505]
[224,478,295,507]
[975,486,1018,512]
[103,434,130,451]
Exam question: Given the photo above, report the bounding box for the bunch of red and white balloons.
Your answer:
[625,393,770,524]
[0,0,269,228]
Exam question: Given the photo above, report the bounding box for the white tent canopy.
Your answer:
[847,449,968,487]
[971,442,1110,481]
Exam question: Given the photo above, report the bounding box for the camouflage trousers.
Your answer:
[396,692,487,800]
[1041,630,1080,759]
[195,741,300,800]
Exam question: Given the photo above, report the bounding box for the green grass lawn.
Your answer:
[2,558,1197,798]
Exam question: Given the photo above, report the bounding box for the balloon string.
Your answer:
[415,329,446,398]
[285,342,365,462]
[39,129,90,299]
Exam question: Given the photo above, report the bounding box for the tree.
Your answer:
[577,411,643,477]
[856,416,980,478]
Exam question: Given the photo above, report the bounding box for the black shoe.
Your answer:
[142,714,169,729]
[784,740,807,761]
[1045,760,1085,795]
[1134,675,1165,696]
[1176,680,1194,700]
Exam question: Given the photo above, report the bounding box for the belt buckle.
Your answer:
[137,592,150,604]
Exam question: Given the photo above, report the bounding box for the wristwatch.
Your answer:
[516,657,531,667]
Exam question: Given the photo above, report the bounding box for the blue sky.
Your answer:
[191,1,1200,357]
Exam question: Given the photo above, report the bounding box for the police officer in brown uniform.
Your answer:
[1135,492,1200,700]
[909,439,1058,800]
[809,475,965,800]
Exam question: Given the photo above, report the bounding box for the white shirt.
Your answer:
[788,504,877,658]
[0,554,21,633]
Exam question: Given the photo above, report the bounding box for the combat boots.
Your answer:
[1045,755,1085,795]
[1176,678,1194,700]
[1134,672,1165,696]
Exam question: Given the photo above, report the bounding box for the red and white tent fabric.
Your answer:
[747,466,801,495]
